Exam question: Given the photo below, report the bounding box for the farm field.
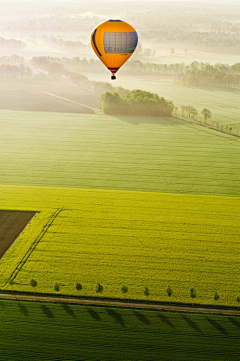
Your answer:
[0,211,36,258]
[0,110,239,196]
[1,185,240,307]
[0,79,97,113]
[86,71,240,131]
[1,299,240,361]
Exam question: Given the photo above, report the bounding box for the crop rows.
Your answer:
[1,299,240,361]
[0,110,239,196]
[1,185,239,307]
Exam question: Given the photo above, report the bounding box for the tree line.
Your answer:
[41,35,89,53]
[0,64,32,78]
[30,279,240,307]
[123,60,240,89]
[99,90,175,116]
[143,28,240,48]
[4,55,239,90]
[43,56,240,89]
[0,37,26,50]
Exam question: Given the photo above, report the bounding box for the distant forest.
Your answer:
[1,55,240,90]
[0,1,240,50]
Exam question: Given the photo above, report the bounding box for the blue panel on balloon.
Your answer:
[104,32,138,54]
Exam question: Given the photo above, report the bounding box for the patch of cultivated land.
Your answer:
[0,211,36,258]
[1,186,240,307]
[0,110,239,196]
[0,79,97,113]
[1,299,240,361]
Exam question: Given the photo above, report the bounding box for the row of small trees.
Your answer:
[30,279,240,305]
[180,105,212,123]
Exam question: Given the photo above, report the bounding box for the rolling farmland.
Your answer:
[1,299,240,361]
[0,95,239,360]
[1,185,240,307]
[0,110,239,196]
[1,1,240,360]
[0,298,240,361]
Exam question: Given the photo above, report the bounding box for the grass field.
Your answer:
[0,110,239,196]
[1,299,240,361]
[1,185,240,307]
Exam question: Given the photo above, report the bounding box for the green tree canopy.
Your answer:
[99,89,174,116]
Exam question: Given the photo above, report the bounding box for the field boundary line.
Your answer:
[173,114,240,138]
[41,91,102,114]
[1,292,240,315]
[4,208,64,287]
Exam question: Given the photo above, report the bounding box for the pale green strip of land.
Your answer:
[0,110,239,196]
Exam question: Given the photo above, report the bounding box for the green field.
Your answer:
[0,110,239,196]
[1,186,240,307]
[1,299,240,361]
[0,107,240,360]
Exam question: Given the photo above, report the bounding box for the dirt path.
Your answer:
[1,292,240,315]
[173,114,240,138]
[41,91,103,115]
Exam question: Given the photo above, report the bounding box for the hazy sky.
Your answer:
[0,0,235,1]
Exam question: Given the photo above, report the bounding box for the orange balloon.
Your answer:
[91,20,138,79]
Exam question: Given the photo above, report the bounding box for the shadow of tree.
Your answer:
[182,315,203,334]
[206,316,228,335]
[41,305,55,318]
[106,308,125,328]
[87,307,101,321]
[61,303,76,318]
[18,303,28,317]
[133,310,151,325]
[158,312,175,328]
[113,115,180,127]
[228,317,240,329]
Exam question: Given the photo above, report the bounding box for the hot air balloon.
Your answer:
[90,20,138,80]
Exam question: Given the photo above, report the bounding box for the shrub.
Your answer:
[214,292,219,301]
[190,288,196,300]
[96,283,103,293]
[76,282,82,291]
[121,285,128,294]
[30,279,37,287]
[54,283,60,292]
[144,287,150,296]
[166,285,172,297]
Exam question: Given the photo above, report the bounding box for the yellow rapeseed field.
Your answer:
[0,185,239,306]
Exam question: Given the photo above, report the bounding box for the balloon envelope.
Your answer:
[91,20,138,78]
